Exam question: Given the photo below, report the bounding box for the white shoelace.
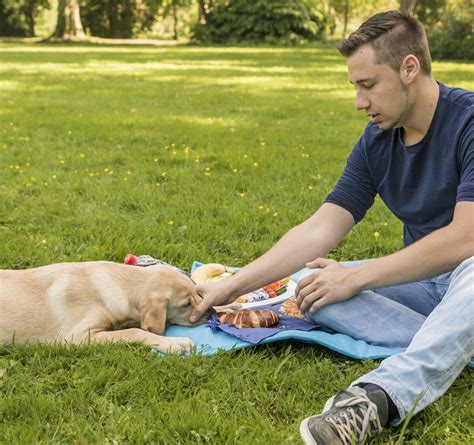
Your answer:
[325,394,382,444]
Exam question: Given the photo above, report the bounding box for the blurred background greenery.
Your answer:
[0,0,472,59]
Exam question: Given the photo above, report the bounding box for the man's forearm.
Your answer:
[352,206,474,291]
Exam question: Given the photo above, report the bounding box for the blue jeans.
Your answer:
[302,257,474,425]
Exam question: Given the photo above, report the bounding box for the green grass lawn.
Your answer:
[0,41,473,444]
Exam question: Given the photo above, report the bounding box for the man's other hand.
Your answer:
[295,258,361,314]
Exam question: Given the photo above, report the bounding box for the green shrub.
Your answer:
[428,11,473,60]
[192,0,328,44]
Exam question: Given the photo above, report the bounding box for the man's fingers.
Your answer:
[306,257,335,269]
[190,301,209,323]
[295,272,319,297]
[308,297,329,315]
[299,288,325,314]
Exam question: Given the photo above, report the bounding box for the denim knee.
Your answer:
[452,256,474,277]
[304,301,345,328]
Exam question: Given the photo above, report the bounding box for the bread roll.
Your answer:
[218,309,280,328]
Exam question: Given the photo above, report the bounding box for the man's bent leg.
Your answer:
[301,260,449,349]
[305,290,426,349]
[352,257,474,424]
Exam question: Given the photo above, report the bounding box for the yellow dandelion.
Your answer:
[244,154,248,158]
[89,173,94,177]
[204,172,211,176]
[261,141,266,146]
[374,231,380,238]
[172,151,177,155]
[41,239,47,244]
[308,186,313,190]
[44,182,48,186]
[154,158,159,162]
[205,167,211,171]
[444,427,450,434]
[156,182,161,187]
[108,170,113,176]
[59,160,65,164]
[52,175,57,179]
[161,172,167,177]
[168,220,174,225]
[104,168,109,172]
[26,162,30,166]
[258,205,264,210]
[239,192,246,197]
[124,177,128,181]
[253,162,258,167]
[233,168,238,173]
[273,212,278,217]
[79,153,85,159]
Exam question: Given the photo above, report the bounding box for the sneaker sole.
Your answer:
[299,417,319,445]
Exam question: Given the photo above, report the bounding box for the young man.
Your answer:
[190,10,473,444]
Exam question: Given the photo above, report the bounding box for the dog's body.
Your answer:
[0,261,205,353]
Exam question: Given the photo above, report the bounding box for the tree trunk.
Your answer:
[53,0,86,39]
[342,0,349,38]
[197,0,206,24]
[400,0,417,13]
[173,2,178,40]
[24,8,35,37]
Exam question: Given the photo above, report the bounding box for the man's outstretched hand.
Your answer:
[295,258,362,314]
[190,282,235,323]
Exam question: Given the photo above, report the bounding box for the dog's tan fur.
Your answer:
[0,261,206,353]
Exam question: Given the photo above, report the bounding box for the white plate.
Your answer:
[240,280,296,309]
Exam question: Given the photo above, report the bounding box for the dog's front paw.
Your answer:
[158,336,195,354]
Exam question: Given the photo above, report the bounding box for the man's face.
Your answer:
[347,44,409,130]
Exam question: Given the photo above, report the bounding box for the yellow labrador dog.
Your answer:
[0,261,207,353]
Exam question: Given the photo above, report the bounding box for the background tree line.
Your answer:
[0,0,472,59]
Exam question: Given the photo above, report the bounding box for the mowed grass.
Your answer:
[0,42,473,444]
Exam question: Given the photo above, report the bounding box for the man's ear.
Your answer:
[400,54,420,84]
[140,298,169,335]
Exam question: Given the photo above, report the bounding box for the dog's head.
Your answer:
[139,266,209,335]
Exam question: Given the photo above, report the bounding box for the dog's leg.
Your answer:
[79,328,195,354]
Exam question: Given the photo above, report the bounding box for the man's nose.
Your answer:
[355,90,369,111]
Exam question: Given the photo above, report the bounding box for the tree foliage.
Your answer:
[192,0,328,44]
[0,0,50,36]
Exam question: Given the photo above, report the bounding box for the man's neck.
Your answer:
[402,76,439,146]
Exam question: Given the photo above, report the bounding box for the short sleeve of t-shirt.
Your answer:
[324,135,376,223]
[456,110,474,202]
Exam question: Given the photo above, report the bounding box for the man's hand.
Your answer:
[190,282,235,323]
[295,258,361,314]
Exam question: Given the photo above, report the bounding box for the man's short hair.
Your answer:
[337,10,432,75]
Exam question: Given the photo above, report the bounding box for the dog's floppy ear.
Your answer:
[141,297,169,335]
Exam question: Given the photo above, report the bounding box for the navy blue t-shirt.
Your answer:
[325,82,473,246]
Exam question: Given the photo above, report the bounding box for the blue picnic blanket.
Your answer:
[163,262,474,367]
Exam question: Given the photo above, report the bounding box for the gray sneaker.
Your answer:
[299,386,388,445]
